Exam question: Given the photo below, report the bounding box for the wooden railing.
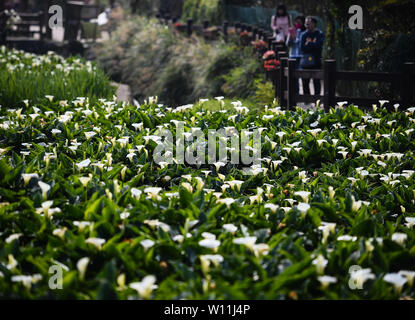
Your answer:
[157,15,415,110]
[276,58,415,111]
[6,12,44,40]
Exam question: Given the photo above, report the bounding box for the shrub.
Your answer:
[182,0,225,26]
[221,54,263,99]
[156,63,194,106]
[253,78,275,106]
[90,16,265,106]
[205,45,243,96]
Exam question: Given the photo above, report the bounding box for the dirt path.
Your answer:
[111,82,131,103]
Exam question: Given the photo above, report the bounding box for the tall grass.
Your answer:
[0,47,115,108]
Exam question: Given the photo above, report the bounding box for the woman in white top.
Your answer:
[271,4,292,42]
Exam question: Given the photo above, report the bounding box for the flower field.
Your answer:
[0,47,115,108]
[1,50,415,300]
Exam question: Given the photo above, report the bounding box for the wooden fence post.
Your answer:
[223,21,229,38]
[272,42,284,55]
[402,62,415,108]
[235,22,241,34]
[164,14,171,25]
[203,20,209,30]
[278,57,288,109]
[202,20,210,40]
[186,18,193,36]
[271,40,277,52]
[287,59,297,110]
[277,51,287,60]
[252,27,258,41]
[267,36,274,49]
[323,59,337,112]
[275,68,281,102]
[275,61,281,101]
[258,29,263,40]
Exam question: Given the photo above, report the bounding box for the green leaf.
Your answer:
[179,188,192,208]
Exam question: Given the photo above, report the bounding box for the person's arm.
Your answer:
[294,29,301,43]
[300,32,310,53]
[286,33,292,46]
[306,31,324,49]
[271,16,277,32]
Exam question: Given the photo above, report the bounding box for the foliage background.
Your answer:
[182,0,225,26]
[89,15,267,106]
[182,0,414,73]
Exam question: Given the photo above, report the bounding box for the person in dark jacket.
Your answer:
[287,15,306,94]
[300,16,324,96]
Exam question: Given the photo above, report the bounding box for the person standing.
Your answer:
[300,16,324,96]
[286,15,306,94]
[271,4,291,42]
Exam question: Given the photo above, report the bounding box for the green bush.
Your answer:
[253,78,275,106]
[90,16,265,106]
[156,63,194,106]
[221,54,262,99]
[182,0,225,26]
[358,32,415,73]
[98,0,160,12]
[205,45,243,95]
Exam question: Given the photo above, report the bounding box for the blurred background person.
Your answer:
[287,15,306,94]
[271,4,291,42]
[300,16,324,96]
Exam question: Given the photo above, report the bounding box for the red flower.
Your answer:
[262,50,276,60]
[264,59,281,71]
[253,40,268,50]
